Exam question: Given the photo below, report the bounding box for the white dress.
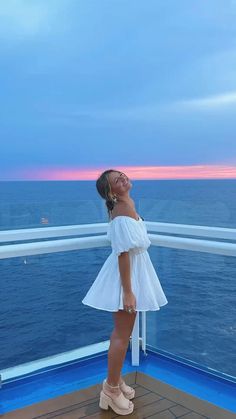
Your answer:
[82,215,168,312]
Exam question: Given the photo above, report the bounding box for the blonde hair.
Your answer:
[96,169,119,219]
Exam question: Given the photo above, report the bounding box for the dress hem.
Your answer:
[82,300,168,312]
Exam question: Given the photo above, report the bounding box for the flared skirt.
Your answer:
[82,250,168,312]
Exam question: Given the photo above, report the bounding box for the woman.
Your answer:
[82,169,168,415]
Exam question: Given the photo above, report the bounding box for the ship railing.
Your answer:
[0,221,235,382]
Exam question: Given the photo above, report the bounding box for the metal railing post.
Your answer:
[141,311,147,355]
[131,311,140,365]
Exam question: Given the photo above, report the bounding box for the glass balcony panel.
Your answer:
[146,246,236,378]
[0,248,112,370]
[137,194,234,227]
[1,180,235,230]
[1,191,235,384]
[0,198,109,230]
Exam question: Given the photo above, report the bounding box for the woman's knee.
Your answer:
[111,329,131,347]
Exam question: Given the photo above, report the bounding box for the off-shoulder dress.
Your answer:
[82,215,168,312]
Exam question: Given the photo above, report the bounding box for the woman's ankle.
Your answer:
[104,378,121,393]
[106,377,119,386]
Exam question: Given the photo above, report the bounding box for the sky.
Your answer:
[1,0,236,181]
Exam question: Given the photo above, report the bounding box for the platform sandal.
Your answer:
[119,378,135,400]
[99,378,134,415]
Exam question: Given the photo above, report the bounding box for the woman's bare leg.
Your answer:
[107,309,137,387]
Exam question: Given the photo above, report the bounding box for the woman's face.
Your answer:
[108,171,131,196]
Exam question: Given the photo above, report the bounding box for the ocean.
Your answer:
[0,179,235,378]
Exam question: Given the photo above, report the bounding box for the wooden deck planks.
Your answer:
[2,371,235,419]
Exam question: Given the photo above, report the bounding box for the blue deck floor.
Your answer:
[1,348,236,414]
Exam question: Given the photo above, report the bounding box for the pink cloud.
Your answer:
[3,164,236,180]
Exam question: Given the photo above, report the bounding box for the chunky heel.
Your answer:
[99,381,134,415]
[99,390,109,410]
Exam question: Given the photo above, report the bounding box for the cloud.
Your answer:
[49,90,236,125]
[176,91,236,110]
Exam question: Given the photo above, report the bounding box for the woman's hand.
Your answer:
[123,290,136,313]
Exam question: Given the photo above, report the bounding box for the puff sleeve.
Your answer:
[107,217,151,257]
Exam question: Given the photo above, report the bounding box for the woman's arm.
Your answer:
[118,252,132,293]
[118,252,136,310]
[112,203,138,309]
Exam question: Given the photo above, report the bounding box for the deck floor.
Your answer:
[3,371,235,419]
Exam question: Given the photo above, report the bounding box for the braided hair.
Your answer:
[96,169,119,219]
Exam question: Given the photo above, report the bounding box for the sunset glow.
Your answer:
[1,3,236,181]
[4,164,236,181]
